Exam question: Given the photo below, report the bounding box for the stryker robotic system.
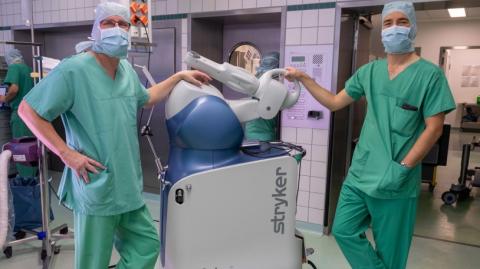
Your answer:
[153,51,316,269]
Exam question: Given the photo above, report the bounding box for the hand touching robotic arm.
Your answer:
[184,51,301,123]
[185,51,259,95]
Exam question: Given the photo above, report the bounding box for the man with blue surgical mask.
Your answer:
[285,1,455,268]
[18,2,211,269]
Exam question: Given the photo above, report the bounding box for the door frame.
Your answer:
[187,7,286,72]
[439,46,480,70]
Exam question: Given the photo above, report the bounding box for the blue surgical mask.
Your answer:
[92,26,129,59]
[381,26,414,54]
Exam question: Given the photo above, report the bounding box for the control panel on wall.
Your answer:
[126,0,153,45]
[282,45,334,129]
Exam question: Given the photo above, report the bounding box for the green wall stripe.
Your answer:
[152,13,188,21]
[287,2,336,11]
[2,3,335,27]
[150,2,336,21]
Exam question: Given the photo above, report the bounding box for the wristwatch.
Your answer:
[400,161,409,168]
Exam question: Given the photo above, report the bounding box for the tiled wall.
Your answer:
[0,0,97,27]
[181,18,188,70]
[285,8,336,45]
[0,0,344,26]
[0,0,337,52]
[152,0,336,14]
[0,30,12,56]
[0,0,21,27]
[0,0,98,56]
[281,6,336,227]
[282,127,330,225]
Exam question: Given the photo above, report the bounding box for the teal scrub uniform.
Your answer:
[332,58,456,269]
[25,52,159,268]
[244,117,277,141]
[4,62,36,177]
[74,205,159,269]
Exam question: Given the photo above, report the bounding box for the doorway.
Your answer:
[441,47,480,130]
[190,7,284,98]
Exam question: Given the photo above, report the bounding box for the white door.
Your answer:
[444,48,480,127]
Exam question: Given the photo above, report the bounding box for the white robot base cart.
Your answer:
[139,51,318,269]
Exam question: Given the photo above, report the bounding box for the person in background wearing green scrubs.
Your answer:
[18,2,211,269]
[244,51,280,141]
[285,1,455,269]
[1,48,37,177]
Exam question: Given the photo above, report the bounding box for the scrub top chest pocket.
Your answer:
[378,89,421,137]
[392,98,420,137]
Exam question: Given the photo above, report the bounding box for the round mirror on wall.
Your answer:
[228,42,262,75]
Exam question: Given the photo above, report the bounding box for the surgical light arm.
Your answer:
[184,51,301,123]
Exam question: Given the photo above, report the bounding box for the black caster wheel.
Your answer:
[59,227,69,235]
[41,249,47,261]
[3,246,12,258]
[15,231,26,240]
[53,246,61,255]
[442,191,457,205]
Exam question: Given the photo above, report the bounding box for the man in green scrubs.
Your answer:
[245,52,280,141]
[18,2,211,269]
[1,48,36,177]
[285,1,455,269]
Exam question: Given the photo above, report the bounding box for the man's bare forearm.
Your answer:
[401,114,445,167]
[288,69,354,111]
[18,101,70,159]
[3,84,19,103]
[145,73,182,107]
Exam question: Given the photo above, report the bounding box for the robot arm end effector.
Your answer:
[185,51,259,95]
[256,68,301,110]
[184,51,301,121]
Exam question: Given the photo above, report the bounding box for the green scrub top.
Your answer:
[245,118,277,141]
[4,63,34,111]
[344,58,455,199]
[25,52,150,215]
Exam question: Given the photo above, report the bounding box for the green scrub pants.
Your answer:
[10,111,36,177]
[74,205,160,269]
[332,184,418,269]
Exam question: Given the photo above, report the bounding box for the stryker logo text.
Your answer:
[271,167,288,234]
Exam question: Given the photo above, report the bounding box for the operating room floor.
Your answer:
[1,131,480,268]
[414,130,480,247]
[2,193,480,268]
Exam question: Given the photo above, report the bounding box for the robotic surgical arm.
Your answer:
[184,51,301,123]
